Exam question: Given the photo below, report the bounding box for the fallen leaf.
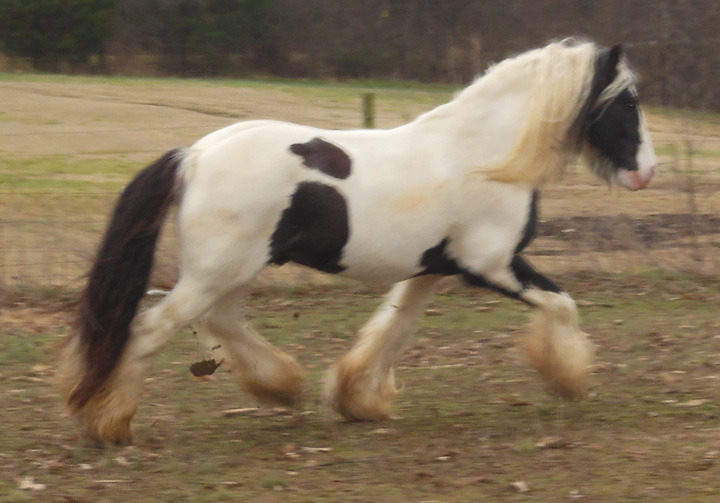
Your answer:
[536,436,572,449]
[17,477,46,491]
[675,399,710,407]
[300,446,332,454]
[434,450,460,462]
[189,358,223,377]
[115,456,131,467]
[222,407,289,418]
[30,364,52,375]
[511,480,530,493]
[501,395,532,406]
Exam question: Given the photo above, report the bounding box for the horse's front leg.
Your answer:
[324,275,440,420]
[468,255,593,399]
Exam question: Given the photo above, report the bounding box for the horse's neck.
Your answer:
[409,65,533,175]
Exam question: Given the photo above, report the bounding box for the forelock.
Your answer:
[595,60,638,108]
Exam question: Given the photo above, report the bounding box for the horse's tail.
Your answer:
[67,148,186,411]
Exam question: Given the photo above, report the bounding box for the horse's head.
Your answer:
[583,45,656,191]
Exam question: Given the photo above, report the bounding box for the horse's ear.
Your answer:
[608,45,623,69]
[598,45,622,88]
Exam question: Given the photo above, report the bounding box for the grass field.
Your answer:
[1,74,719,502]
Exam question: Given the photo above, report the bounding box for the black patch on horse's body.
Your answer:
[290,137,352,179]
[415,194,561,304]
[419,189,538,275]
[461,256,562,305]
[417,238,461,276]
[515,190,539,253]
[510,255,563,294]
[415,238,517,296]
[269,181,349,273]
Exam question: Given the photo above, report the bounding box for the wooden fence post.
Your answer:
[362,92,375,128]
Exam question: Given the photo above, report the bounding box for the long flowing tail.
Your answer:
[67,148,186,411]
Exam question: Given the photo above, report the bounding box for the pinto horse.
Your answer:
[58,39,656,444]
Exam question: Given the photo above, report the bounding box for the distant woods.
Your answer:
[0,0,718,111]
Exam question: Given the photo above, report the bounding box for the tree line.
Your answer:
[1,0,718,111]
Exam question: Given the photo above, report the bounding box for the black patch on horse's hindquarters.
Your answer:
[289,137,352,179]
[416,238,460,276]
[269,181,349,273]
[515,190,539,253]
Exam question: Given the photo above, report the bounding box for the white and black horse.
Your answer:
[59,39,656,444]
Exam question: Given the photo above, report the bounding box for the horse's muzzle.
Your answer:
[617,164,655,191]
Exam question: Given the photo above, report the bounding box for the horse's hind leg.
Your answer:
[200,288,304,406]
[73,278,222,444]
[324,275,439,420]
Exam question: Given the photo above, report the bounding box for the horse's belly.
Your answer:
[338,235,435,284]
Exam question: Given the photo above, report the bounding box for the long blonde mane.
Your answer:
[454,39,637,185]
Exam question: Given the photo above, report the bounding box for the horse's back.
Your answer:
[191,120,314,150]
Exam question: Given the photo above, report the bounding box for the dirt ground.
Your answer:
[1,276,720,502]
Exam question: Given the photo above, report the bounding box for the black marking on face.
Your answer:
[269,181,349,273]
[571,45,622,145]
[515,190,539,253]
[573,45,642,180]
[416,238,461,276]
[587,88,641,172]
[289,137,352,179]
